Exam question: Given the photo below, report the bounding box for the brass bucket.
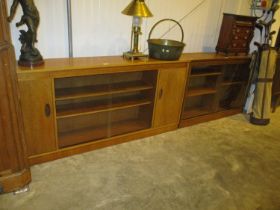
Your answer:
[147,19,186,60]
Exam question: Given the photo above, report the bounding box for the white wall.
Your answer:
[7,0,253,59]
[7,0,69,59]
[271,5,280,46]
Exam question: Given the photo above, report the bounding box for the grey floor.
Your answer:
[1,111,280,210]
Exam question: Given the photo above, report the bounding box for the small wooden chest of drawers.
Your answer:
[216,13,257,55]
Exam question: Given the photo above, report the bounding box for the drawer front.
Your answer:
[232,33,251,41]
[230,40,248,49]
[231,23,254,50]
[233,27,253,39]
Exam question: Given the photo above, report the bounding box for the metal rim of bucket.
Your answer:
[148,18,184,43]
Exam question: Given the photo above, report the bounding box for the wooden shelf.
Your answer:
[56,97,152,119]
[274,91,280,95]
[179,108,242,127]
[186,87,217,97]
[191,66,221,75]
[221,81,245,86]
[55,81,153,101]
[58,119,149,148]
[191,72,222,77]
[181,107,211,119]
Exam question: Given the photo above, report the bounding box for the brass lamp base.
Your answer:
[123,51,148,61]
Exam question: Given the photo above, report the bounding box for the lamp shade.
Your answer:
[122,0,153,17]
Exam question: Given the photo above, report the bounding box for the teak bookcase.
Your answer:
[16,53,251,165]
[180,58,250,127]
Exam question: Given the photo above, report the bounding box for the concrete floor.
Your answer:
[1,111,280,210]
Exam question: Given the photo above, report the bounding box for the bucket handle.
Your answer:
[148,18,184,42]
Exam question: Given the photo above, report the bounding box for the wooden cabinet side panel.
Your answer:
[19,79,57,156]
[0,2,5,43]
[0,0,10,44]
[216,15,233,50]
[0,48,28,174]
[0,0,31,193]
[0,124,10,172]
[153,67,187,127]
[0,62,16,172]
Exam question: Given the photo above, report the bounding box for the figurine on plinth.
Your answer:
[7,0,43,67]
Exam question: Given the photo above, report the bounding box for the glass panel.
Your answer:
[54,70,157,148]
[219,85,246,110]
[182,94,216,119]
[57,105,152,148]
[223,64,250,83]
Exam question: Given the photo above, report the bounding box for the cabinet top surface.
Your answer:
[17,53,250,80]
[223,13,258,20]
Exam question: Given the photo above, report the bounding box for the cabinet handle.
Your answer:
[45,104,51,117]
[159,88,163,99]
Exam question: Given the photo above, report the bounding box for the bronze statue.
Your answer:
[8,0,43,66]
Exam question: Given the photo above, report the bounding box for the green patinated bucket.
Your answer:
[147,19,186,60]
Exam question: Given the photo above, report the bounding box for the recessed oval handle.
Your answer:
[45,104,51,117]
[159,88,163,99]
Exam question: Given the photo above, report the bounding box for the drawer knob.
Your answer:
[235,36,238,39]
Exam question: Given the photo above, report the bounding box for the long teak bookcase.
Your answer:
[16,53,251,165]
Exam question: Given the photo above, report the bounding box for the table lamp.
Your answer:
[122,0,153,60]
